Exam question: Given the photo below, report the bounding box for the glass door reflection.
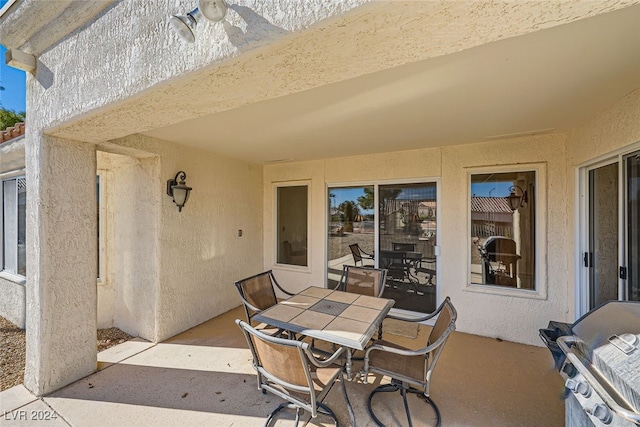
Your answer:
[327,186,375,290]
[378,183,437,313]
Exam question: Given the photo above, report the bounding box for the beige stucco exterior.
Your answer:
[1,0,639,395]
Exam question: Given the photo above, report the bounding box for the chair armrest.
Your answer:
[305,345,346,368]
[385,295,451,323]
[385,311,439,323]
[237,294,264,315]
[362,250,375,259]
[365,322,455,359]
[364,342,425,358]
[271,274,295,296]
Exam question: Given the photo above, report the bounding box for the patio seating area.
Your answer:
[1,305,564,426]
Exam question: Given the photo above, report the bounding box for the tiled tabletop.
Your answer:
[254,286,395,350]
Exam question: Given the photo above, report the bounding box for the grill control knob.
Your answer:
[565,379,591,397]
[561,363,577,378]
[588,404,612,424]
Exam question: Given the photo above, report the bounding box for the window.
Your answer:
[2,176,26,277]
[276,185,308,267]
[470,170,536,290]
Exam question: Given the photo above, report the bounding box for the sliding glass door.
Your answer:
[327,182,438,314]
[581,151,640,314]
[327,187,375,289]
[378,183,437,313]
[625,153,640,302]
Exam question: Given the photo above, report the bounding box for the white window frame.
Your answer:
[466,163,547,300]
[273,181,311,271]
[0,171,26,283]
[97,173,106,282]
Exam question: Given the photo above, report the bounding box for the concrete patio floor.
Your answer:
[1,306,565,426]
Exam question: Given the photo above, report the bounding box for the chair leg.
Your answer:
[316,402,340,427]
[264,402,289,427]
[264,401,340,427]
[367,382,441,427]
[400,387,413,427]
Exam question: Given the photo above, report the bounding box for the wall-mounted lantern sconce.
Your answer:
[169,0,228,43]
[506,185,528,211]
[167,171,192,212]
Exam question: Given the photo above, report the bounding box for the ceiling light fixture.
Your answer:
[169,0,228,43]
[198,0,228,22]
[168,8,200,43]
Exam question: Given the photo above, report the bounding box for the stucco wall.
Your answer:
[264,141,570,346]
[567,89,640,166]
[102,134,264,342]
[0,276,25,328]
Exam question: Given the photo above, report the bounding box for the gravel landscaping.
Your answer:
[0,316,133,392]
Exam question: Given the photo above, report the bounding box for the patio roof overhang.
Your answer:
[3,1,639,164]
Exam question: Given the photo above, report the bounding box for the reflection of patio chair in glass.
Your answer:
[380,250,410,284]
[392,242,416,252]
[234,270,294,336]
[349,243,374,266]
[236,319,347,426]
[363,297,457,427]
[478,236,520,287]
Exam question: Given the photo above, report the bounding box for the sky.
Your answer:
[0,0,27,114]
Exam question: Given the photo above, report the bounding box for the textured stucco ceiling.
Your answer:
[142,4,640,163]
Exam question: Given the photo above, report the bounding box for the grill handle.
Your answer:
[557,336,640,425]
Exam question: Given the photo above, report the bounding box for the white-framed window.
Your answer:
[1,175,26,277]
[275,183,309,267]
[467,163,547,299]
[97,174,105,281]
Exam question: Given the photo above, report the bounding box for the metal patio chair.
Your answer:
[236,319,347,427]
[335,265,388,297]
[234,270,295,335]
[349,243,375,266]
[363,297,457,427]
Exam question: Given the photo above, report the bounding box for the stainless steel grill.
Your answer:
[540,301,640,426]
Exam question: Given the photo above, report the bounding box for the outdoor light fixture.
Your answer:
[169,0,228,43]
[198,0,228,22]
[168,8,200,43]
[506,185,528,211]
[167,171,192,212]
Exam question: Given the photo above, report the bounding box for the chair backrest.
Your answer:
[349,244,364,265]
[428,297,457,347]
[392,242,416,252]
[236,319,320,416]
[338,265,387,297]
[234,271,279,323]
[423,297,457,387]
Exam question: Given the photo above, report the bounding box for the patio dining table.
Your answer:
[253,286,395,425]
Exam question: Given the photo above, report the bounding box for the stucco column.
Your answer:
[24,133,97,395]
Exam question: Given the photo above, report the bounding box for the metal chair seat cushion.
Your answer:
[263,365,344,403]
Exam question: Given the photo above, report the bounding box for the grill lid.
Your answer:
[572,301,640,349]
